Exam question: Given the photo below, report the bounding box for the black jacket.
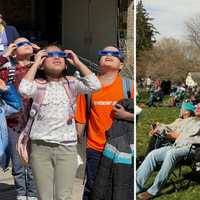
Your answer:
[91,99,134,200]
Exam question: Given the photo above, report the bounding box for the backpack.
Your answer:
[17,80,75,166]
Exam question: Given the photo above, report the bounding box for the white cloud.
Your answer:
[141,0,200,40]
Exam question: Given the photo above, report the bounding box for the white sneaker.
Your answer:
[196,162,200,172]
[17,196,27,200]
[27,197,38,200]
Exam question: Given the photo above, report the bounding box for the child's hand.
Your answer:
[3,43,17,58]
[112,104,127,119]
[0,79,7,91]
[34,50,47,67]
[64,50,81,67]
[31,43,41,53]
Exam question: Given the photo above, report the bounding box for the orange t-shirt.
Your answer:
[75,75,134,152]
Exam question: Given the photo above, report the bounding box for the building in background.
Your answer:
[0,0,133,69]
[0,0,133,178]
[118,0,134,78]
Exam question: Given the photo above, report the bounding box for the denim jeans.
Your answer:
[136,145,192,196]
[8,127,38,197]
[83,148,102,200]
[0,103,18,170]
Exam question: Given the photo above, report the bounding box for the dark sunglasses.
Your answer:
[47,51,67,58]
[97,50,124,61]
[16,41,32,48]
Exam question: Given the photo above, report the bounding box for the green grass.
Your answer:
[137,106,200,200]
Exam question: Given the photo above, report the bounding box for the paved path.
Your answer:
[0,168,84,200]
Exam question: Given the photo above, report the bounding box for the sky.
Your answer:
[141,0,200,40]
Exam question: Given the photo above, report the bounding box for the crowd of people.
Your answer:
[137,76,200,108]
[0,14,134,200]
[136,76,200,199]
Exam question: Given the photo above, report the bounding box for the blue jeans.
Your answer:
[9,127,38,197]
[0,83,22,168]
[136,145,192,196]
[83,148,102,200]
[0,103,18,170]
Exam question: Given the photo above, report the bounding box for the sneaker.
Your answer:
[17,196,27,200]
[137,191,154,200]
[27,197,38,200]
[195,162,200,172]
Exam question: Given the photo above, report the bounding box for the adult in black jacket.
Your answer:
[91,98,134,200]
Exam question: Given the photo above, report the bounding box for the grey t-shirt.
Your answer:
[174,117,200,147]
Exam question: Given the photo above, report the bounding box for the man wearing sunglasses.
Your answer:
[137,103,200,200]
[75,46,133,200]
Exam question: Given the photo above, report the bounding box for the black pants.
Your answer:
[83,148,102,200]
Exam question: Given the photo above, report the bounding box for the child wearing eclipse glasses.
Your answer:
[0,37,40,200]
[75,46,134,200]
[17,44,101,200]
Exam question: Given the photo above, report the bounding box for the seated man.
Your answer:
[146,102,195,154]
[136,103,200,200]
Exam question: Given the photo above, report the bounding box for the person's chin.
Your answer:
[104,64,119,70]
[24,50,33,55]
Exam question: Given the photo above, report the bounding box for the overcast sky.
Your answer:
[141,0,200,40]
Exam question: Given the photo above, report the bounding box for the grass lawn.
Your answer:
[137,106,200,200]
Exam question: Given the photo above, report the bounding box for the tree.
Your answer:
[185,15,200,50]
[137,38,200,82]
[136,0,158,57]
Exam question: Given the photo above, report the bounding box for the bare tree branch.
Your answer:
[185,15,200,49]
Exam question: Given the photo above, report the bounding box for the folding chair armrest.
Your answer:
[190,143,200,162]
[185,145,194,160]
[191,143,200,148]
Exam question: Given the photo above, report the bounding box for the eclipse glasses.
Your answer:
[15,41,32,48]
[97,50,124,61]
[47,51,67,58]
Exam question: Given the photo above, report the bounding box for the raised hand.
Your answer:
[3,43,17,58]
[34,50,48,68]
[64,49,81,67]
[31,43,41,53]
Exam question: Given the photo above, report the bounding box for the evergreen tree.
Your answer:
[136,0,158,57]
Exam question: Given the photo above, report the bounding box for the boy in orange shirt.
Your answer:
[75,46,133,200]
